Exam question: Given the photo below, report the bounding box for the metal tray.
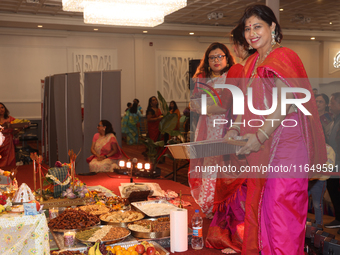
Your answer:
[100,210,144,228]
[51,222,100,233]
[75,225,131,245]
[128,218,170,239]
[131,200,179,218]
[54,240,169,255]
[166,137,246,159]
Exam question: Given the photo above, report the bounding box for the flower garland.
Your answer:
[45,173,71,186]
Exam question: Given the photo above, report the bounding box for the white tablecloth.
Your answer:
[0,212,50,254]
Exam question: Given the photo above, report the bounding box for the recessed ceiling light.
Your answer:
[279,8,284,11]
[311,37,315,40]
[143,31,148,33]
[37,25,43,28]
[330,22,333,25]
[93,28,98,31]
[189,32,194,35]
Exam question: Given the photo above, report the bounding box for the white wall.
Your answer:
[0,29,339,119]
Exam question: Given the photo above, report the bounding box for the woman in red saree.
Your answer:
[206,24,256,253]
[146,96,163,142]
[0,103,16,167]
[189,42,235,218]
[225,5,327,255]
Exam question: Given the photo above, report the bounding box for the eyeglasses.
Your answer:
[97,124,104,127]
[208,54,226,62]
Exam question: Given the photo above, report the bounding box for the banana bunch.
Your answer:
[10,119,30,124]
[0,205,5,213]
[88,241,103,255]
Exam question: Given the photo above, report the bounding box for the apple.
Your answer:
[146,247,156,255]
[135,244,145,254]
[29,200,40,211]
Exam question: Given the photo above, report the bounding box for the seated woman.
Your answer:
[87,120,122,173]
[0,102,16,167]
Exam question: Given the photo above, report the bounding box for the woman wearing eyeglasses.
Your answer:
[205,24,257,252]
[189,42,235,219]
[87,120,122,173]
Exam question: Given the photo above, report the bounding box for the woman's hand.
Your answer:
[224,129,239,141]
[96,155,106,161]
[236,133,262,155]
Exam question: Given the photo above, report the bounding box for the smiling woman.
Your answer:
[223,4,327,255]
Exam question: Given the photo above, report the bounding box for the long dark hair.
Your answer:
[194,42,235,78]
[100,120,115,136]
[316,93,330,112]
[169,101,178,111]
[0,103,10,119]
[146,96,158,116]
[130,102,138,114]
[239,4,283,44]
[231,23,257,56]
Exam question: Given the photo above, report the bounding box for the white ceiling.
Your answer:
[1,0,340,41]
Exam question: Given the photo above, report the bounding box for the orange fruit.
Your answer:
[131,251,138,255]
[114,245,122,252]
[116,251,124,255]
[127,247,135,252]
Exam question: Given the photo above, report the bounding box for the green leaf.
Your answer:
[157,91,169,115]
[159,113,178,134]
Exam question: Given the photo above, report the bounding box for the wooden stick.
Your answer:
[37,155,43,199]
[30,153,37,193]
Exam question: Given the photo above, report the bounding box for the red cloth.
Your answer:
[147,108,162,142]
[206,64,248,251]
[240,47,327,254]
[0,116,16,167]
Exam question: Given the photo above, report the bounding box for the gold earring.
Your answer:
[271,31,276,46]
[208,67,211,72]
[248,45,253,50]
[226,63,229,68]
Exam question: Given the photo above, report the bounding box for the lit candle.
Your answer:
[64,231,76,247]
[49,207,59,220]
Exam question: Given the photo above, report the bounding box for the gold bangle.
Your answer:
[258,128,269,140]
[231,125,241,131]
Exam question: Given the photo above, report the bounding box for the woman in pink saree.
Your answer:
[225,5,327,255]
[87,120,122,173]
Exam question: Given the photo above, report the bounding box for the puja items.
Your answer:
[48,209,100,230]
[12,183,35,203]
[105,196,129,210]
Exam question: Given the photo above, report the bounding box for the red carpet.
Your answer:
[4,164,228,254]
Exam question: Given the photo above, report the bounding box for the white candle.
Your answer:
[49,207,59,220]
[64,231,76,247]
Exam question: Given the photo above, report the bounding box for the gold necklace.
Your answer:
[211,72,220,78]
[247,44,278,89]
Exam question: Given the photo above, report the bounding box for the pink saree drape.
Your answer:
[240,47,327,255]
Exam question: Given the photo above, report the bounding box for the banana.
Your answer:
[88,242,97,255]
[95,242,102,255]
